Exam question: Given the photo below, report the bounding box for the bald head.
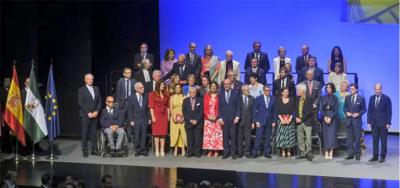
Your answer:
[374,83,382,96]
[301,45,309,55]
[306,70,314,81]
[223,78,232,91]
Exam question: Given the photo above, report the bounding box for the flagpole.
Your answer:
[30,140,37,160]
[14,137,22,161]
[46,140,58,160]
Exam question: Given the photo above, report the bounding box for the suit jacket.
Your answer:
[134,53,154,71]
[295,96,314,126]
[127,93,150,126]
[344,94,366,126]
[252,95,276,126]
[367,94,392,127]
[244,51,270,72]
[185,53,202,79]
[244,67,266,85]
[78,85,102,117]
[273,78,296,97]
[301,80,321,107]
[218,89,241,122]
[115,77,136,108]
[295,54,316,74]
[134,69,152,84]
[99,107,124,128]
[218,60,241,85]
[182,97,204,127]
[163,63,194,81]
[238,95,255,127]
[144,80,156,93]
[298,66,325,85]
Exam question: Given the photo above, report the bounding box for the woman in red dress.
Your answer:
[149,81,170,157]
[202,81,223,157]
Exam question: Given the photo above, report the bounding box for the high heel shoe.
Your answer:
[160,151,165,157]
[287,152,291,159]
[155,152,160,157]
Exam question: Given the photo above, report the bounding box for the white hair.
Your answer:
[152,70,161,76]
[84,73,94,79]
[306,69,314,75]
[225,50,234,56]
[241,84,249,91]
[141,58,150,64]
[134,82,143,90]
[296,84,307,93]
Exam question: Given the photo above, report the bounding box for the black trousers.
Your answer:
[185,122,203,156]
[81,116,98,151]
[372,125,387,158]
[237,124,252,155]
[222,122,237,156]
[134,123,148,153]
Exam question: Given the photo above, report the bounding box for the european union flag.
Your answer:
[45,64,60,141]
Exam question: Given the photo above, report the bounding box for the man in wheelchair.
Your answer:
[100,96,127,157]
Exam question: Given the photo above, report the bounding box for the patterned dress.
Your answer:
[275,97,297,148]
[202,93,223,150]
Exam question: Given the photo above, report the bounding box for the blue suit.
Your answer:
[244,67,266,85]
[127,93,150,154]
[344,94,366,157]
[218,89,241,156]
[367,94,392,158]
[252,95,276,156]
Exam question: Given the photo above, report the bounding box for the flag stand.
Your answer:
[28,141,38,160]
[14,139,22,161]
[46,140,58,160]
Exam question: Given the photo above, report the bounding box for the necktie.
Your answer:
[308,81,313,95]
[265,96,269,108]
[257,53,260,60]
[375,95,380,108]
[226,91,230,103]
[179,66,183,76]
[244,96,248,109]
[190,54,194,63]
[109,108,113,116]
[142,53,145,59]
[304,55,308,65]
[88,86,95,99]
[351,95,356,105]
[138,94,142,108]
[126,80,130,99]
[191,98,195,111]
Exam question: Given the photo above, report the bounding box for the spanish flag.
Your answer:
[3,66,26,146]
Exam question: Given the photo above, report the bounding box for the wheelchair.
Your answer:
[97,128,130,157]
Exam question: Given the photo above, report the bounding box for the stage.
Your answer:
[0,134,399,187]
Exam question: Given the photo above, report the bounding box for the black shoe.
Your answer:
[135,152,140,156]
[345,156,354,160]
[91,150,99,156]
[379,158,385,163]
[306,155,313,161]
[296,156,306,160]
[231,155,237,160]
[187,152,194,158]
[195,154,201,158]
[251,154,258,159]
[245,153,252,158]
[355,156,360,161]
[264,154,272,159]
[82,150,88,158]
[222,155,229,159]
[369,157,378,162]
[237,154,243,158]
[141,152,148,156]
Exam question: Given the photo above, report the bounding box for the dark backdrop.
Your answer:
[0,1,160,137]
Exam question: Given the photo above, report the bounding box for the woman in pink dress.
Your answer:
[202,81,223,157]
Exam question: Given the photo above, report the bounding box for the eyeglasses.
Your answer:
[106,101,114,103]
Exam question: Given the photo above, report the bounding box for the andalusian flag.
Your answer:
[3,66,26,146]
[23,63,48,144]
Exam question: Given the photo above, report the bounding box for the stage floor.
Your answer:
[0,135,399,187]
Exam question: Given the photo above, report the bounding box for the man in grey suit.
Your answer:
[78,73,102,157]
[237,85,255,158]
[344,83,366,161]
[115,67,136,110]
[128,82,150,156]
[185,42,202,83]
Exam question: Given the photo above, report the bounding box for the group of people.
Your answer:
[77,41,392,162]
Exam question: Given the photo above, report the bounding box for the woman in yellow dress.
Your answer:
[169,84,187,156]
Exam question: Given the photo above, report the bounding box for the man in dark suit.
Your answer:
[344,84,366,161]
[367,83,392,163]
[251,85,276,158]
[134,59,152,85]
[134,42,154,72]
[128,82,150,156]
[298,57,324,85]
[182,87,204,158]
[100,96,125,153]
[244,41,270,72]
[295,45,316,75]
[294,84,315,161]
[236,85,255,158]
[185,42,202,82]
[115,67,136,110]
[301,70,321,110]
[244,58,266,85]
[144,70,162,93]
[273,67,296,97]
[218,79,241,159]
[78,73,102,157]
[163,54,194,84]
